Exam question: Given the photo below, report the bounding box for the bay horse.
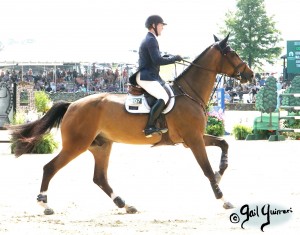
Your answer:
[8,34,253,215]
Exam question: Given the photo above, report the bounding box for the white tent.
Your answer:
[0,41,138,64]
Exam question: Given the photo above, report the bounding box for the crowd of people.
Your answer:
[1,66,289,103]
[0,64,135,93]
[220,73,288,104]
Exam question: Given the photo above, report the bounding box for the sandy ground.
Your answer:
[0,111,299,234]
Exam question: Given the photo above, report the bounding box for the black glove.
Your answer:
[174,55,183,61]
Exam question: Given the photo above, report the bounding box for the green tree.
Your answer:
[256,76,277,126]
[281,76,300,139]
[220,0,282,69]
[282,76,300,106]
[262,76,277,114]
[255,86,265,121]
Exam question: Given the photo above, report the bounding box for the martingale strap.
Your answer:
[172,80,208,116]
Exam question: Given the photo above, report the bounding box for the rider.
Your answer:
[137,15,182,138]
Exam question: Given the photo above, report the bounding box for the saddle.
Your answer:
[125,73,176,146]
[125,73,175,114]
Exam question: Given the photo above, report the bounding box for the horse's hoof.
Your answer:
[214,171,222,184]
[44,208,54,215]
[223,202,234,209]
[125,205,138,214]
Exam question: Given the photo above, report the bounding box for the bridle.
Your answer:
[177,42,247,80]
[216,43,247,80]
[174,42,248,110]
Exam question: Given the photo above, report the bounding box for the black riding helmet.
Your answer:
[145,15,167,36]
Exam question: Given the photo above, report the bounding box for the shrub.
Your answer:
[283,114,300,140]
[10,104,58,154]
[232,124,252,140]
[31,133,59,154]
[206,111,225,136]
[34,91,52,114]
[255,129,276,139]
[11,112,26,125]
[11,132,59,154]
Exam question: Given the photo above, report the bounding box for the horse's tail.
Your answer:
[8,101,71,157]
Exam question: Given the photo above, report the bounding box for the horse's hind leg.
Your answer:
[88,140,137,214]
[37,149,83,215]
[204,134,229,184]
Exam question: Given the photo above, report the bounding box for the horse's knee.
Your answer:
[93,174,106,187]
[219,138,229,151]
[93,174,113,195]
[43,162,55,176]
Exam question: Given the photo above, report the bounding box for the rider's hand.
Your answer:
[174,55,183,61]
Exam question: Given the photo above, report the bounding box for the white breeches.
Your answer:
[136,72,169,104]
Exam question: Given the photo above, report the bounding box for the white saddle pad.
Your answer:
[125,84,175,114]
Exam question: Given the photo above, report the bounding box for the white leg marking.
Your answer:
[110,192,117,201]
[37,191,51,209]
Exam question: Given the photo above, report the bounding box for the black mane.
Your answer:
[174,39,230,81]
[174,43,214,81]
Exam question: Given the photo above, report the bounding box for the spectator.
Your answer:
[259,77,266,86]
[45,83,52,92]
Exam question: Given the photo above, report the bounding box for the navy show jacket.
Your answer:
[138,32,179,83]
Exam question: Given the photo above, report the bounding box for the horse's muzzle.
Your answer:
[240,71,254,83]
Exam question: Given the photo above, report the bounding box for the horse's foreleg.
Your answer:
[187,135,233,209]
[204,134,229,183]
[89,141,138,214]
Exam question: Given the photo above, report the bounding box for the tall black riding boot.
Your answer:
[144,99,168,138]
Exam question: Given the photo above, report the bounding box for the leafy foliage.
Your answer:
[32,133,59,154]
[282,115,300,140]
[281,76,300,139]
[255,76,277,113]
[205,110,225,136]
[232,124,252,140]
[262,76,277,113]
[34,91,52,114]
[220,0,282,69]
[10,92,58,154]
[282,76,300,106]
[255,76,277,126]
[11,112,26,125]
[255,86,265,112]
[11,133,59,154]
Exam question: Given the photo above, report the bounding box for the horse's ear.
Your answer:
[213,35,220,42]
[224,33,230,43]
[219,33,230,47]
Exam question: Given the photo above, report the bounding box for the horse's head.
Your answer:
[213,34,253,83]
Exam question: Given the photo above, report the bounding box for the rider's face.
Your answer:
[156,23,164,36]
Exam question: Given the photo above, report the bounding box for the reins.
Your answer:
[174,59,224,108]
[177,59,217,73]
[174,50,245,107]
